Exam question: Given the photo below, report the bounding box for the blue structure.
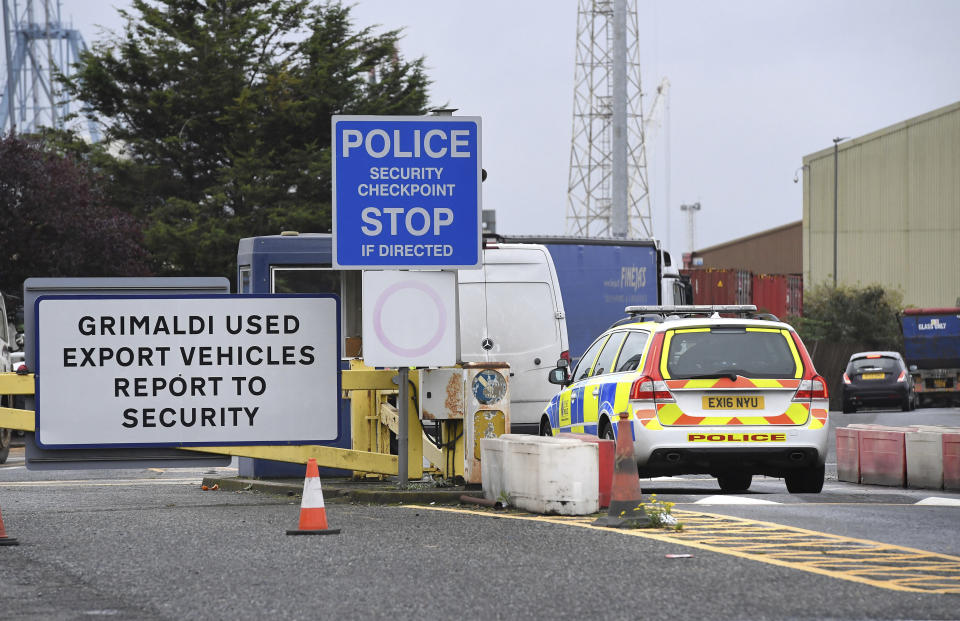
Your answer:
[237,233,359,477]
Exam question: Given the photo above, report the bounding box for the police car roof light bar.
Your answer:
[624,305,758,317]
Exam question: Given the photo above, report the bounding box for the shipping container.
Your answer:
[752,274,787,318]
[682,268,752,306]
[786,274,803,317]
[751,274,803,318]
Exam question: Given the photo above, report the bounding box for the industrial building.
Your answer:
[686,221,802,275]
[801,100,960,307]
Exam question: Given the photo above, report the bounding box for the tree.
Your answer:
[65,0,431,280]
[0,134,152,296]
[791,284,904,351]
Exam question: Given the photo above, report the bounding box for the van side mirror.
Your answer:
[548,364,570,386]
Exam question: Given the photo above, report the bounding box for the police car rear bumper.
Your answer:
[638,446,824,478]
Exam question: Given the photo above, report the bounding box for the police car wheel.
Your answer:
[599,421,614,441]
[785,464,825,494]
[539,419,552,437]
[717,473,752,492]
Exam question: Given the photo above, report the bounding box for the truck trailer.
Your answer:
[492,235,691,362]
[900,307,960,407]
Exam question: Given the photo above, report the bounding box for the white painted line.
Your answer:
[694,495,781,505]
[915,497,960,506]
[0,478,206,487]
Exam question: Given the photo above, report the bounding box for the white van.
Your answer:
[458,243,569,434]
[238,234,569,438]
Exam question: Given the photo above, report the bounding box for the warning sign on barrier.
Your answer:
[35,294,341,448]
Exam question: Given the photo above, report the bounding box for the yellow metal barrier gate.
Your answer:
[0,366,439,479]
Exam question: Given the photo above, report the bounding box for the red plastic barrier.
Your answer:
[835,427,860,483]
[558,433,614,508]
[859,430,907,487]
[944,433,960,491]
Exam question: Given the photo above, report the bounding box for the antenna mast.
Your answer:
[566,0,652,239]
[1,0,99,140]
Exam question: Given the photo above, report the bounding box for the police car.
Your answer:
[540,305,829,493]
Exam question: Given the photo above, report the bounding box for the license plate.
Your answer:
[934,379,947,388]
[861,373,885,380]
[702,395,765,410]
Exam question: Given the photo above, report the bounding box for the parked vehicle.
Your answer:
[542,305,830,493]
[458,242,569,434]
[900,308,960,407]
[841,351,916,413]
[494,235,692,363]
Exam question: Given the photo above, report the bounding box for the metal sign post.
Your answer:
[334,115,482,486]
[397,366,409,486]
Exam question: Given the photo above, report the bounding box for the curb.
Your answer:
[201,476,468,505]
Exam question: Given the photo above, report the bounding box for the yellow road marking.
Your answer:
[408,506,960,594]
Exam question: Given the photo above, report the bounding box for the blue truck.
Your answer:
[494,236,691,362]
[900,307,960,407]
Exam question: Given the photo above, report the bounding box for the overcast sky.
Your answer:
[26,0,960,254]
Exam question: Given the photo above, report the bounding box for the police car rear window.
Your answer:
[664,327,799,380]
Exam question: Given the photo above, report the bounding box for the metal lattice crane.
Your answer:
[1,0,99,140]
[566,0,652,239]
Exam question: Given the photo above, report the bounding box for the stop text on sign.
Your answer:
[35,295,340,449]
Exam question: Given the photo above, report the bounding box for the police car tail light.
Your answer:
[793,376,829,402]
[629,376,674,402]
[896,370,907,383]
[842,372,851,385]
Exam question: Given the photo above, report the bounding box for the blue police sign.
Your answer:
[332,115,482,269]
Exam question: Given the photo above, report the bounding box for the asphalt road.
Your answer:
[1,406,959,620]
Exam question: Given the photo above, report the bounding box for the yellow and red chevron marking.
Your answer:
[808,407,828,430]
[656,402,811,426]
[665,378,801,390]
[633,405,664,430]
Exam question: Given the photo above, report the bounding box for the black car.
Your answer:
[842,351,916,413]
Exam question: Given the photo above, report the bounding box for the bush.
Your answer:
[789,284,903,351]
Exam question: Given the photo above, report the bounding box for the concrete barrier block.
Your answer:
[558,432,614,508]
[835,427,860,483]
[479,437,507,502]
[859,429,907,487]
[905,431,944,490]
[944,433,960,491]
[485,435,599,515]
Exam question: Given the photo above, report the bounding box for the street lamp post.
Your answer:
[680,202,701,257]
[794,164,810,281]
[832,136,848,287]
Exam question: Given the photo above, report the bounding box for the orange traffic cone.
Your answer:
[286,458,341,536]
[0,502,19,546]
[592,411,651,528]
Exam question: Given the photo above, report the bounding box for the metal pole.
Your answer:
[397,366,409,486]
[611,0,628,237]
[832,137,847,287]
[2,0,16,131]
